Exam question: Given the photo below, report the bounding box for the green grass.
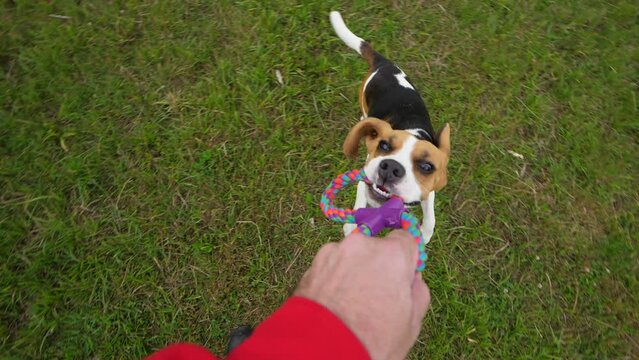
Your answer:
[1,0,638,358]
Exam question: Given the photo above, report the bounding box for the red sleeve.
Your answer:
[146,296,370,360]
[229,296,370,360]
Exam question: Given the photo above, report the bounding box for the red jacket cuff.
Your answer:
[229,296,370,360]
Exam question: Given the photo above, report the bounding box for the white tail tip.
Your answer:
[329,11,364,55]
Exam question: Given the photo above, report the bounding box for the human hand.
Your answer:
[295,230,431,360]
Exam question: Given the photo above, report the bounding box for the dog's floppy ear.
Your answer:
[343,118,392,159]
[437,123,451,156]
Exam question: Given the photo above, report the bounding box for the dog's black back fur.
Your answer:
[363,47,436,144]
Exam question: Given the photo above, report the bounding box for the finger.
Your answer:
[340,231,370,247]
[295,242,338,295]
[312,242,338,269]
[338,232,378,263]
[294,267,313,295]
[384,229,419,272]
[411,273,431,330]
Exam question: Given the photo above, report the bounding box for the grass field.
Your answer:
[1,0,638,358]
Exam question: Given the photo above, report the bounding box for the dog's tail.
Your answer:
[329,11,386,69]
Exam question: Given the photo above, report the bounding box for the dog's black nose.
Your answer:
[379,159,405,183]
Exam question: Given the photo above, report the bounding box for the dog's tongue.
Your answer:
[377,184,389,192]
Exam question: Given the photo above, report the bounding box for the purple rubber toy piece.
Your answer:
[354,197,406,236]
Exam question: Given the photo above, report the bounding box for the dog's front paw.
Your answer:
[343,223,357,236]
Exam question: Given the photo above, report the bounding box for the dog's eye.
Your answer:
[417,161,435,174]
[378,140,391,152]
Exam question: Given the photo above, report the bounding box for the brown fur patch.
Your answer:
[359,70,371,115]
[360,42,376,68]
[343,118,393,158]
[437,123,451,156]
[370,132,411,158]
[411,140,449,197]
[358,42,377,116]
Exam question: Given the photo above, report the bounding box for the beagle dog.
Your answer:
[330,11,451,243]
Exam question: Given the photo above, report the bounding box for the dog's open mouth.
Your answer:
[367,183,419,207]
[369,183,392,199]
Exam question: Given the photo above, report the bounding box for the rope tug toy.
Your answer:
[320,168,427,271]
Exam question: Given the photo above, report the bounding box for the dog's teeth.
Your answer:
[372,183,390,198]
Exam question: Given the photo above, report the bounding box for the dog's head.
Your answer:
[343,117,450,205]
